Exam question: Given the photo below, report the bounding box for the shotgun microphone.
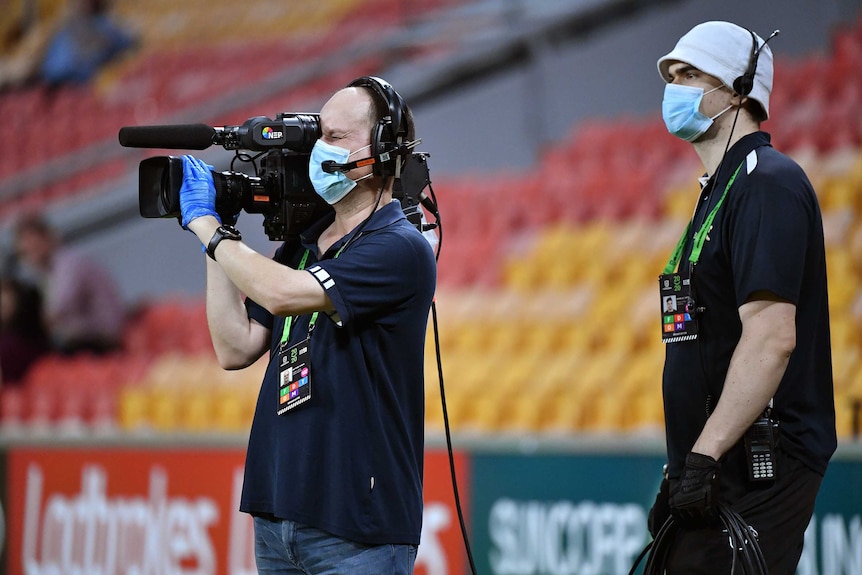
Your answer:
[118,123,216,149]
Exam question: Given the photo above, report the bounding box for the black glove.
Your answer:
[669,451,721,527]
[647,477,671,538]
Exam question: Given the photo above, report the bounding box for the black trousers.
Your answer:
[666,445,822,575]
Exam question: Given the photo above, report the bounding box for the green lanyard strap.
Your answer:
[663,161,745,274]
[280,249,318,345]
[279,237,352,345]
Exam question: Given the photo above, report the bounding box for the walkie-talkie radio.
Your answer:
[745,409,779,482]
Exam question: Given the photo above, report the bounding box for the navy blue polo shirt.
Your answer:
[663,132,835,479]
[239,201,436,545]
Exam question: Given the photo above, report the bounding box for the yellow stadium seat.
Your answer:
[492,353,542,395]
[118,387,150,432]
[542,388,591,433]
[834,390,853,439]
[150,388,181,432]
[500,397,536,433]
[180,392,216,433]
[539,353,587,399]
[213,387,255,433]
[623,390,666,433]
[832,333,859,393]
[457,394,504,433]
[578,388,623,432]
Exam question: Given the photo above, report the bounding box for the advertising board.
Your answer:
[5,446,468,575]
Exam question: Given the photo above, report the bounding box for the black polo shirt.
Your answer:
[239,201,437,545]
[662,132,836,479]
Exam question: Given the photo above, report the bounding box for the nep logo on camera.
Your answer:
[261,126,283,140]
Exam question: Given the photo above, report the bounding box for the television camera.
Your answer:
[118,114,433,241]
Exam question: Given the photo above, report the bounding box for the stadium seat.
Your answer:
[623,391,665,433]
[0,387,28,429]
[117,386,149,431]
[4,1,861,440]
[542,393,585,434]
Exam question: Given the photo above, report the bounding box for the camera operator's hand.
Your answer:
[669,451,721,527]
[180,154,219,229]
[648,477,671,538]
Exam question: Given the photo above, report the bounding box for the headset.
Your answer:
[346,75,411,179]
[732,28,780,97]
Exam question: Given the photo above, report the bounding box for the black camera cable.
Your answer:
[421,179,479,575]
[629,503,768,574]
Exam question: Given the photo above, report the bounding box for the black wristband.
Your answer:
[206,225,242,260]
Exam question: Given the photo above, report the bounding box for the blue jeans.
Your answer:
[253,515,417,575]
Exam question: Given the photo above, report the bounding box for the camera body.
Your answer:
[138,151,331,242]
[132,113,431,241]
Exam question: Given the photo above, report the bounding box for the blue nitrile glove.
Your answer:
[179,154,220,229]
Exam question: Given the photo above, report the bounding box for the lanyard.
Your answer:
[280,249,317,345]
[279,237,352,345]
[663,161,744,274]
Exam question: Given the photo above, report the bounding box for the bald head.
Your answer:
[319,87,375,144]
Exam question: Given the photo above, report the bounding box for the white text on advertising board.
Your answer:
[22,464,220,575]
[488,498,862,575]
[488,498,647,575]
[797,514,862,575]
[18,462,458,575]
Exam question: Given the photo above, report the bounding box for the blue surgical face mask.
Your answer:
[309,140,372,205]
[662,84,729,142]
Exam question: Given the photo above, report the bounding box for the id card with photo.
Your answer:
[277,337,311,415]
[659,273,698,343]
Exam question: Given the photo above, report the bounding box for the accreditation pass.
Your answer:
[278,337,311,415]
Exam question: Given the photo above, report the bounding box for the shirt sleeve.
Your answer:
[245,297,273,330]
[306,227,436,327]
[725,160,817,307]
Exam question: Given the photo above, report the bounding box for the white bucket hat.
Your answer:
[657,21,773,120]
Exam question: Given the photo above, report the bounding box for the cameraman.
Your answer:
[647,22,835,574]
[179,77,436,574]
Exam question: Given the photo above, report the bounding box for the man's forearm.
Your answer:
[205,257,265,368]
[692,298,795,459]
[692,345,786,459]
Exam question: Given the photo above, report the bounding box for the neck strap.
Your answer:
[663,161,745,274]
[280,249,315,345]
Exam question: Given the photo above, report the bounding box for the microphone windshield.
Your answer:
[118,123,216,149]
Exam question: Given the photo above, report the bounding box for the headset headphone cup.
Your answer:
[347,76,409,178]
[732,29,760,97]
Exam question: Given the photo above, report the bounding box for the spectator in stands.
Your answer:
[13,211,125,355]
[0,0,134,91]
[0,1,58,91]
[177,77,435,573]
[39,0,135,87]
[646,22,835,575]
[0,276,50,386]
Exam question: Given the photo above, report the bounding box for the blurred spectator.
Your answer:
[0,0,59,91]
[0,0,135,91]
[13,211,125,355]
[39,0,136,87]
[0,276,50,386]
